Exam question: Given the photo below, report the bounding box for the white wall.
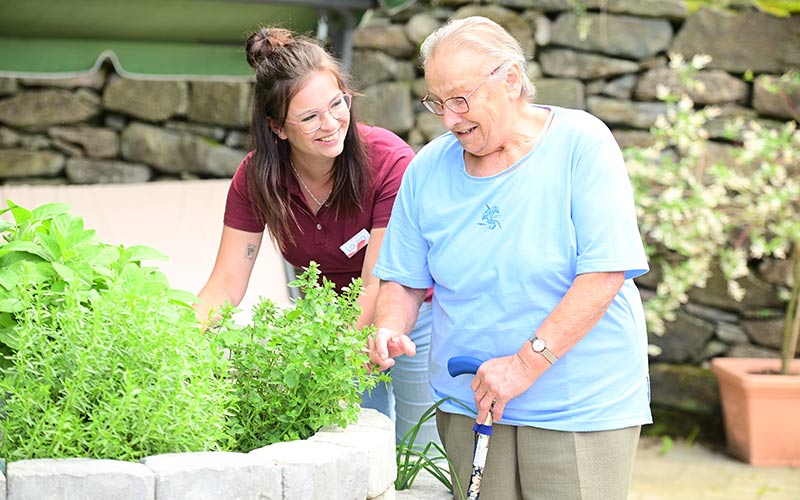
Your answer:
[0,180,291,324]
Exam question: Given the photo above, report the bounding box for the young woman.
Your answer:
[196,27,437,446]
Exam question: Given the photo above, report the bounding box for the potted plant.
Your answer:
[624,56,800,466]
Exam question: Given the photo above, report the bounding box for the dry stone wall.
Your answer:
[1,0,798,441]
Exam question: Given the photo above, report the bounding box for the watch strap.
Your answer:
[529,336,558,365]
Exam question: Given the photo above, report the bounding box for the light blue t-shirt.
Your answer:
[373,106,652,431]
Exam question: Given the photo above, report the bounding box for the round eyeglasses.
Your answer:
[285,93,352,134]
[421,66,503,116]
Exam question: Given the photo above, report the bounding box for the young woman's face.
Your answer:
[281,70,351,162]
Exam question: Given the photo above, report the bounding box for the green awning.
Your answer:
[0,0,384,80]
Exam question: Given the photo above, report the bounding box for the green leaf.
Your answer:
[30,202,72,222]
[166,289,201,305]
[51,262,77,284]
[36,233,64,262]
[0,298,22,313]
[65,228,97,248]
[0,326,19,350]
[7,201,32,224]
[283,368,299,389]
[0,241,52,262]
[92,246,124,267]
[21,260,57,285]
[754,0,800,16]
[123,245,168,263]
[0,268,19,291]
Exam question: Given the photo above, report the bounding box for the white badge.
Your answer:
[340,228,370,258]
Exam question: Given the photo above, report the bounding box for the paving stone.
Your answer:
[141,451,280,500]
[310,418,396,498]
[7,458,153,500]
[249,440,366,500]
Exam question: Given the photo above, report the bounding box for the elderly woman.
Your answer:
[368,16,651,500]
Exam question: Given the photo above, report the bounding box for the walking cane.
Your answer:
[448,356,493,500]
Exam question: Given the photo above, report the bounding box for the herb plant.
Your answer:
[0,201,234,461]
[214,262,386,451]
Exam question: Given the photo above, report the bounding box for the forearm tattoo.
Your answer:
[245,243,257,260]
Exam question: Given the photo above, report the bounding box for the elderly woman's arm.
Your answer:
[471,271,626,424]
[368,280,427,371]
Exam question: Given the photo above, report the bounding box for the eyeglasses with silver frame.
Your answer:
[421,65,505,116]
[285,93,352,134]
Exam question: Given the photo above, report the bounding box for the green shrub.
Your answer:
[214,262,386,451]
[624,55,799,372]
[0,201,234,461]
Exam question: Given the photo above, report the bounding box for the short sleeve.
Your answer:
[571,130,649,280]
[362,126,415,229]
[223,152,265,233]
[373,158,434,290]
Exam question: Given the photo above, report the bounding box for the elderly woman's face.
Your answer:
[424,51,508,157]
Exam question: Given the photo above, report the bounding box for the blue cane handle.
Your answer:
[447,356,484,377]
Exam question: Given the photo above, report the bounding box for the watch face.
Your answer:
[532,338,546,352]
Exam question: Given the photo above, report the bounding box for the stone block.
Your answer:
[353,408,394,432]
[250,440,366,500]
[552,12,672,59]
[0,149,64,177]
[0,89,100,131]
[535,78,585,109]
[357,81,414,135]
[310,411,396,498]
[672,9,800,74]
[7,458,154,500]
[142,451,280,500]
[370,487,396,500]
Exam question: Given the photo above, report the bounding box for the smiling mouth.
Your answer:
[454,125,477,135]
[317,130,339,143]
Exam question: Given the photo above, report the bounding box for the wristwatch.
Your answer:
[529,335,558,365]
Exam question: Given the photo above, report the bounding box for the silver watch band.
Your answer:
[529,336,558,364]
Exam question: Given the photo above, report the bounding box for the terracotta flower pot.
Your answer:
[711,357,800,467]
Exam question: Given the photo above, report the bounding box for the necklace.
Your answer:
[290,160,330,210]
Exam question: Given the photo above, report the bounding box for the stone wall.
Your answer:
[1,0,798,441]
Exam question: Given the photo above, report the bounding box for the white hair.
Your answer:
[420,16,536,102]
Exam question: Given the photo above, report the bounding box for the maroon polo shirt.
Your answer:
[224,124,415,292]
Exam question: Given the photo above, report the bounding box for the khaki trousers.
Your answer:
[436,410,641,500]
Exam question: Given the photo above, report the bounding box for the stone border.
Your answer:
[1,409,396,500]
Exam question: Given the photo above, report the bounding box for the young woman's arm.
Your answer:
[195,225,264,329]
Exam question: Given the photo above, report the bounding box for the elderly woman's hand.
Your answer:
[367,327,417,372]
[470,353,539,424]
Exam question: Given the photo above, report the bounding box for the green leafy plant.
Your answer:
[395,398,467,500]
[624,55,800,374]
[686,0,800,16]
[214,262,386,451]
[659,435,675,455]
[0,201,234,461]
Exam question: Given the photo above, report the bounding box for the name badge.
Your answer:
[340,228,370,258]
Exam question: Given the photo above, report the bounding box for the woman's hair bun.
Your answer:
[245,27,294,69]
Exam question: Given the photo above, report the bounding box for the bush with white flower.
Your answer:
[624,55,799,373]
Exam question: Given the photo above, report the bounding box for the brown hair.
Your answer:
[244,27,370,251]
